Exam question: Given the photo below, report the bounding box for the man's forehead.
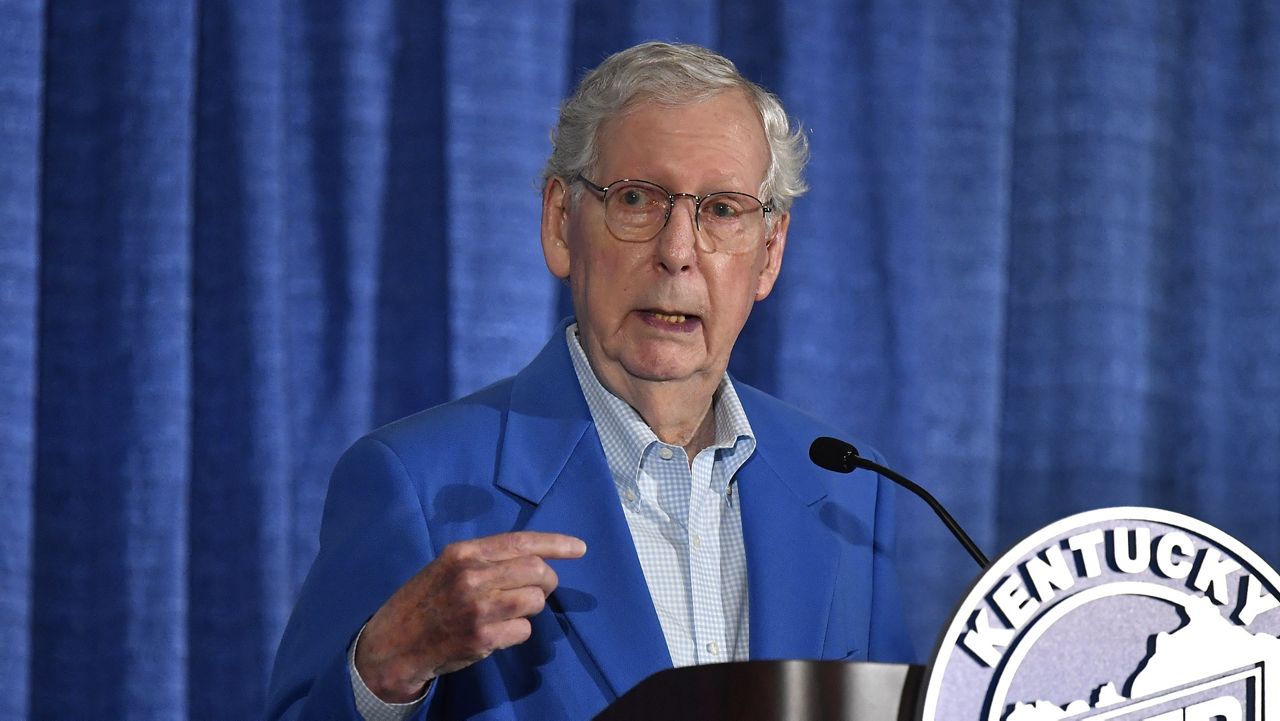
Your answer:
[592,89,769,177]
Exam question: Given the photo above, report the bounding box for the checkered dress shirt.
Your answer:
[564,324,755,667]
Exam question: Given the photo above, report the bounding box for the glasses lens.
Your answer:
[698,192,764,253]
[603,181,669,241]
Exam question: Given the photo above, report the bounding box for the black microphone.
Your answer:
[809,436,990,569]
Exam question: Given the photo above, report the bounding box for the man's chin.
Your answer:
[619,354,711,386]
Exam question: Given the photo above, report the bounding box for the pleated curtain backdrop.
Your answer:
[1,1,1277,718]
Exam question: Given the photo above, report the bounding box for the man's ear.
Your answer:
[754,211,789,301]
[541,176,572,280]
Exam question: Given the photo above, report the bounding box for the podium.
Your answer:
[595,660,924,721]
[595,508,1280,720]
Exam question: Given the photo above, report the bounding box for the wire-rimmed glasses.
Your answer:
[577,175,773,254]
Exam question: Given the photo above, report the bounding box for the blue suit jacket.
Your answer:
[265,322,915,720]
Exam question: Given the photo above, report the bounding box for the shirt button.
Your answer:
[707,642,720,656]
[659,446,674,460]
[623,488,636,503]
[691,534,701,550]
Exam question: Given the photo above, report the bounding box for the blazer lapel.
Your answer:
[495,326,671,699]
[737,431,843,661]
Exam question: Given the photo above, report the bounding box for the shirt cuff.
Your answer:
[348,623,430,721]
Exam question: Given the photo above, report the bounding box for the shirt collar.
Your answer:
[564,323,755,493]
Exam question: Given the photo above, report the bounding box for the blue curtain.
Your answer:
[2,1,1277,717]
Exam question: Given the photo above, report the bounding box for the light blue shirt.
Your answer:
[564,323,755,667]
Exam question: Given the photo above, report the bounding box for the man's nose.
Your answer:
[654,196,701,271]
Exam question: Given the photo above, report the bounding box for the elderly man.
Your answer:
[266,41,914,721]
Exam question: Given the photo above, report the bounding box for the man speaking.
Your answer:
[266,41,915,720]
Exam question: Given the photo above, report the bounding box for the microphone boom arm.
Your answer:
[810,436,990,569]
[847,454,989,569]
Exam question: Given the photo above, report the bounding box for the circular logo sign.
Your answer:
[921,507,1280,721]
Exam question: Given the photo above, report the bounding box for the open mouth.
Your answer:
[640,309,701,330]
[651,312,688,324]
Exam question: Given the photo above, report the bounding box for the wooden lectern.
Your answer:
[594,661,925,720]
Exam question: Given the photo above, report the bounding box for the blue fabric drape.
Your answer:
[1,1,1277,718]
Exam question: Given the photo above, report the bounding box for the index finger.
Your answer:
[472,531,587,562]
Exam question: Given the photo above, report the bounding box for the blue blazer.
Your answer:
[265,322,915,720]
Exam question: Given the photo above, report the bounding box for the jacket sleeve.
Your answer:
[264,436,438,721]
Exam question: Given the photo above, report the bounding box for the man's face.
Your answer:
[541,89,789,400]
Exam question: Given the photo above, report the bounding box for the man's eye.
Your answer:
[709,201,740,218]
[621,189,646,207]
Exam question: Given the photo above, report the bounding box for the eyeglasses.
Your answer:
[576,175,773,254]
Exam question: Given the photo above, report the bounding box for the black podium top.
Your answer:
[595,660,925,721]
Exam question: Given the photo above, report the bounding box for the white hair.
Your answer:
[543,41,809,214]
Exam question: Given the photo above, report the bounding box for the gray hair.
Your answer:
[543,42,809,214]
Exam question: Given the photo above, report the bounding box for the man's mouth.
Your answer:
[640,309,701,330]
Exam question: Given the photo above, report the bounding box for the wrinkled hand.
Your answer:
[354,531,587,702]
